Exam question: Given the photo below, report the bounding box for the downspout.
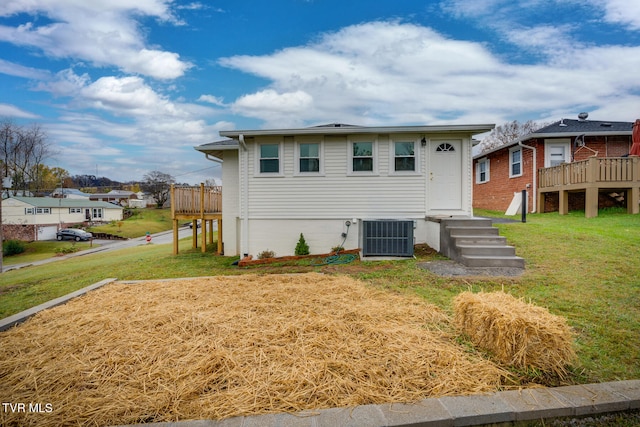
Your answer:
[518,140,537,213]
[239,134,249,257]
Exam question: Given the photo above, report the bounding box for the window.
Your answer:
[351,142,374,172]
[259,143,280,173]
[510,147,522,177]
[69,208,82,214]
[394,142,416,172]
[36,207,51,214]
[436,142,456,152]
[92,208,103,219]
[25,208,34,215]
[299,143,320,173]
[476,158,490,183]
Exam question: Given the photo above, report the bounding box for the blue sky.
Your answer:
[1,0,639,185]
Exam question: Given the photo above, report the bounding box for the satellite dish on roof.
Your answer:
[578,112,589,121]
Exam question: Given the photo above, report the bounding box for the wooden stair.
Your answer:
[439,218,525,268]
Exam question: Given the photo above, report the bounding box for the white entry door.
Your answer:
[429,140,462,210]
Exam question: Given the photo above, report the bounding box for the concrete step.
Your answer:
[457,245,517,257]
[447,226,500,237]
[441,218,493,228]
[452,235,508,246]
[460,254,525,268]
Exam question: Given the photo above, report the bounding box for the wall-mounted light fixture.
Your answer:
[421,136,427,146]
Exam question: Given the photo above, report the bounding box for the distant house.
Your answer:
[473,115,638,217]
[51,188,91,199]
[89,190,139,206]
[194,123,494,258]
[1,196,123,241]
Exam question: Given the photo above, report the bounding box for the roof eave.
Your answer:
[219,124,495,138]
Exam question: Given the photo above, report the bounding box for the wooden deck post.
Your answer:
[585,187,599,218]
[628,187,639,214]
[217,218,223,254]
[173,219,179,255]
[559,190,569,215]
[171,185,178,254]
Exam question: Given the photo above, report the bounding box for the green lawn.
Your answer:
[88,207,173,238]
[0,209,638,385]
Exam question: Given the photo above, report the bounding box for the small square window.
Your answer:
[260,144,280,173]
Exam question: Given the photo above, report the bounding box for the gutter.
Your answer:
[518,140,537,213]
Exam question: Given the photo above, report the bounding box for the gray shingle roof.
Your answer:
[532,119,633,135]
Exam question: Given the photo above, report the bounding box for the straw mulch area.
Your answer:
[1,273,511,426]
[454,291,577,378]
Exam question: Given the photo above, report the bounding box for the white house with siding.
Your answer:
[1,196,123,240]
[195,123,494,258]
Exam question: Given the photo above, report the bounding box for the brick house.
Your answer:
[473,115,637,217]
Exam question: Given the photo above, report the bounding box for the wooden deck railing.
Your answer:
[539,157,640,191]
[171,184,222,216]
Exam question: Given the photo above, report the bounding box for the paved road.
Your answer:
[2,225,207,273]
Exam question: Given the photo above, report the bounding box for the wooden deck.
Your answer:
[170,184,222,254]
[538,156,640,217]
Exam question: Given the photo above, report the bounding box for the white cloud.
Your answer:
[0,103,40,118]
[600,0,640,30]
[0,59,50,79]
[0,0,191,79]
[218,20,640,127]
[198,94,226,106]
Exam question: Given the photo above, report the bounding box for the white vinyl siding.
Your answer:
[246,135,425,219]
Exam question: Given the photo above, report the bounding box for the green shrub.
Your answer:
[3,240,26,257]
[295,233,310,256]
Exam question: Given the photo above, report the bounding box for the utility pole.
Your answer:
[0,176,11,273]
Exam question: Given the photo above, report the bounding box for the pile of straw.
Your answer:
[0,273,510,426]
[453,291,576,377]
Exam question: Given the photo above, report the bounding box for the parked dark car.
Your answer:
[56,228,93,241]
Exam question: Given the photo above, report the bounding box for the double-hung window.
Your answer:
[259,143,280,174]
[476,158,490,183]
[92,208,103,219]
[351,141,374,173]
[393,141,416,172]
[299,143,320,173]
[510,147,522,177]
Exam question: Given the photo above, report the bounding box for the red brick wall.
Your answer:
[473,143,538,212]
[2,224,38,242]
[474,135,633,212]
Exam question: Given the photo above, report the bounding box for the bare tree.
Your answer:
[142,171,175,208]
[478,120,545,153]
[0,120,55,195]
